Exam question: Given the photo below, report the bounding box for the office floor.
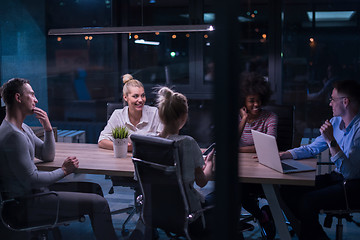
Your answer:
[50,174,360,240]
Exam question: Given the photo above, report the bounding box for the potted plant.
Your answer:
[112,126,129,158]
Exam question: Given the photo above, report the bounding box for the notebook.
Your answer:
[251,129,315,174]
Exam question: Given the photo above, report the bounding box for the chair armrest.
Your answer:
[1,191,61,231]
[316,162,335,165]
[188,205,214,221]
[343,181,350,211]
[188,205,214,230]
[133,157,176,173]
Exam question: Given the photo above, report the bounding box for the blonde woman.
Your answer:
[156,87,214,229]
[98,74,163,151]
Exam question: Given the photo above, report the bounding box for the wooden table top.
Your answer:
[238,153,316,186]
[36,143,316,186]
[35,142,134,177]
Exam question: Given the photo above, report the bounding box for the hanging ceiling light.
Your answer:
[48,25,214,36]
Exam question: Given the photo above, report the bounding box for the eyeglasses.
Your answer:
[329,97,347,102]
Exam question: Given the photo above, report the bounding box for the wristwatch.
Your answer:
[329,139,337,148]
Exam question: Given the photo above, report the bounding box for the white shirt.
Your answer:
[98,105,163,143]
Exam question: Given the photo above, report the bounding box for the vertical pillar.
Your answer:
[214,0,240,239]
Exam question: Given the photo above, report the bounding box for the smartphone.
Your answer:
[203,143,216,156]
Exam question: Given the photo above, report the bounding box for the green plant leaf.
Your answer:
[112,126,129,139]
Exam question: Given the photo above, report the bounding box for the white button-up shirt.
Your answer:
[98,105,163,142]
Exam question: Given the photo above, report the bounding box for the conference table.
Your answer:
[36,143,316,240]
[35,142,134,177]
[238,152,317,240]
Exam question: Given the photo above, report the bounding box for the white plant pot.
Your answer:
[113,138,128,158]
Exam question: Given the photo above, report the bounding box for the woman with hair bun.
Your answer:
[98,74,163,151]
[156,87,214,230]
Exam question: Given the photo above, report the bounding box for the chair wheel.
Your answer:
[121,228,129,236]
[289,229,296,237]
[260,205,276,240]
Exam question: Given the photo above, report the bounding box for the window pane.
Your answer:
[283,0,360,143]
[129,32,190,85]
[128,0,190,26]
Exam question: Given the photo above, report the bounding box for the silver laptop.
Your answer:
[251,130,315,174]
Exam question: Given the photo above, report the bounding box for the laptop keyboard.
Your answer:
[282,162,297,171]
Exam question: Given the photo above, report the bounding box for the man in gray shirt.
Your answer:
[0,78,117,240]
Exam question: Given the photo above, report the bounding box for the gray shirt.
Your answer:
[166,134,205,212]
[0,120,64,198]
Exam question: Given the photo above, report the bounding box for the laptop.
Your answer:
[251,129,315,174]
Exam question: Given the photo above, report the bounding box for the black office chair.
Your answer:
[106,102,123,121]
[316,160,360,240]
[0,191,85,240]
[105,102,141,236]
[131,134,212,239]
[321,180,360,240]
[0,106,5,123]
[263,105,295,151]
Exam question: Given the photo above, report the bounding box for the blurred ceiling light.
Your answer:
[134,39,160,46]
[204,13,215,23]
[238,16,253,22]
[48,25,214,36]
[307,11,355,22]
[180,13,215,23]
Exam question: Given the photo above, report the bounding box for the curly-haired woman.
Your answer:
[238,72,278,152]
[239,72,278,239]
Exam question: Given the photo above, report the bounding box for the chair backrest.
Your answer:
[130,134,192,238]
[0,106,5,123]
[263,105,295,151]
[106,102,123,120]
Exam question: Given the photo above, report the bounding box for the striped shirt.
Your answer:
[239,109,278,147]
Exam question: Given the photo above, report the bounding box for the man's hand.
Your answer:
[320,120,334,143]
[279,151,293,160]
[61,156,79,176]
[33,107,52,132]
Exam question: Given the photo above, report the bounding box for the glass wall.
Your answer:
[1,0,360,238]
[1,0,359,146]
[282,0,360,145]
[45,0,215,144]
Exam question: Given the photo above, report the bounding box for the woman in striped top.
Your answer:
[239,72,278,239]
[238,72,278,152]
